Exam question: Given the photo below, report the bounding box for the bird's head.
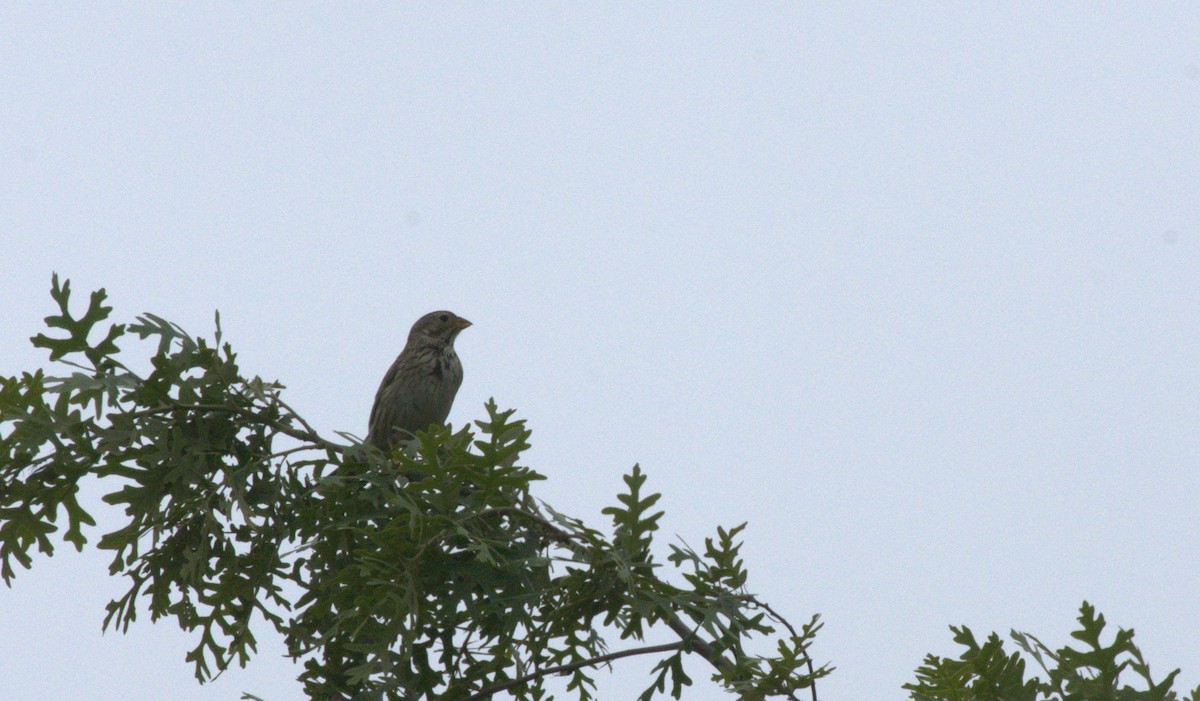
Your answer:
[409,310,472,346]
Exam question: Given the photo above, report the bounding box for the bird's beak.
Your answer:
[454,317,473,330]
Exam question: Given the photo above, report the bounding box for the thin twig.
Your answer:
[267,444,325,461]
[123,402,345,453]
[750,596,820,701]
[274,396,326,446]
[474,506,586,544]
[533,515,735,676]
[464,642,684,701]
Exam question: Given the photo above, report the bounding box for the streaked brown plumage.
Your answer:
[367,311,471,450]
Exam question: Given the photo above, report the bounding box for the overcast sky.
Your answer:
[2,4,1198,700]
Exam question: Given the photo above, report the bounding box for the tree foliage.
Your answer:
[6,277,1192,701]
[1,276,825,700]
[906,602,1199,701]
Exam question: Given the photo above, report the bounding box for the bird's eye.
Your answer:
[439,314,449,322]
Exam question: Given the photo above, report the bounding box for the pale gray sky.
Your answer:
[2,4,1198,700]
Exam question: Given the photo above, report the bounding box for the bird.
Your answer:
[366,310,471,450]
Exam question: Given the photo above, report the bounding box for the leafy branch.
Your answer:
[465,641,685,701]
[0,276,826,700]
[906,601,1199,701]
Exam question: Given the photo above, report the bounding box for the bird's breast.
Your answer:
[432,348,460,381]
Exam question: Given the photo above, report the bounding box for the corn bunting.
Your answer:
[367,311,471,450]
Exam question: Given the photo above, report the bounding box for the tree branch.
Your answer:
[123,402,346,453]
[748,596,820,701]
[523,505,736,677]
[464,642,684,701]
[267,444,327,461]
[474,505,587,544]
[663,611,734,674]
